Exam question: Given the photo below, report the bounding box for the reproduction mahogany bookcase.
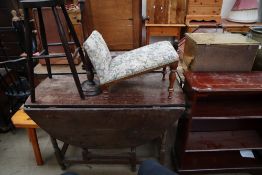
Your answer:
[174,72,262,174]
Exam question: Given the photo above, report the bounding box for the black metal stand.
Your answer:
[81,50,102,96]
[81,79,102,96]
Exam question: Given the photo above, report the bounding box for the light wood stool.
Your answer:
[11,109,43,165]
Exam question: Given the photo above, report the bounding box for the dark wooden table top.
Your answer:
[24,73,185,149]
[184,72,262,93]
[25,73,185,108]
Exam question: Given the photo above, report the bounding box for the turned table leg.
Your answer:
[168,62,178,99]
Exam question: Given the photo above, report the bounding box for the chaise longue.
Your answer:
[83,30,179,98]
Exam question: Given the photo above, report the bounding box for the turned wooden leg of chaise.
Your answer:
[100,85,110,99]
[168,62,178,99]
[162,67,167,80]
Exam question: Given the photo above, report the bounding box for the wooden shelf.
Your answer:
[175,72,262,174]
[186,130,262,152]
[191,117,262,132]
[191,100,262,117]
[178,151,262,173]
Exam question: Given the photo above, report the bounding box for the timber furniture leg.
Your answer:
[162,67,167,80]
[50,136,66,170]
[168,62,178,99]
[130,147,137,172]
[159,131,167,165]
[37,8,52,79]
[27,128,44,165]
[27,129,32,142]
[24,7,35,102]
[60,5,88,67]
[51,6,85,99]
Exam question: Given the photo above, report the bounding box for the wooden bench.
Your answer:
[11,109,44,165]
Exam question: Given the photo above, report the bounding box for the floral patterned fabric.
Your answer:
[83,31,179,85]
[83,30,112,83]
[104,41,179,84]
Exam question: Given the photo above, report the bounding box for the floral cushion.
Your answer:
[84,31,179,85]
[104,41,179,84]
[83,30,112,83]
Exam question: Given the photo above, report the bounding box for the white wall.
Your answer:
[221,0,260,18]
[221,0,236,18]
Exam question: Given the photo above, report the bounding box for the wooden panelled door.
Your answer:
[82,0,142,51]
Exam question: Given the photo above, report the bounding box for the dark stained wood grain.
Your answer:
[24,73,185,149]
[183,72,262,116]
[186,130,262,152]
[184,72,262,93]
[191,117,262,131]
[25,73,185,107]
[26,107,184,148]
[174,71,262,174]
[188,100,262,117]
[180,151,262,174]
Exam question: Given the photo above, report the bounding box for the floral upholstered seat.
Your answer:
[83,30,179,98]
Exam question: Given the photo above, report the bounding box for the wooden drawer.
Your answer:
[147,26,182,36]
[188,6,221,15]
[224,27,250,33]
[188,0,222,6]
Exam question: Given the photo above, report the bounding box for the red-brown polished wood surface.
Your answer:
[185,72,262,93]
[184,72,262,117]
[25,74,185,149]
[175,71,262,174]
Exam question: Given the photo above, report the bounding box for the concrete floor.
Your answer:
[0,129,252,175]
